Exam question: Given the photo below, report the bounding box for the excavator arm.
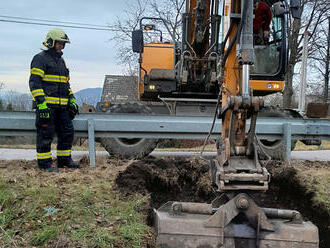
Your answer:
[214,0,268,191]
[153,0,319,247]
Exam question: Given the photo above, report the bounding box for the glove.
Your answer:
[37,101,50,120]
[68,98,79,120]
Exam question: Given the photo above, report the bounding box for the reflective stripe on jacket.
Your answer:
[29,49,74,107]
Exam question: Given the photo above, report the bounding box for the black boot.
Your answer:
[38,160,58,172]
[57,157,80,168]
[45,163,59,172]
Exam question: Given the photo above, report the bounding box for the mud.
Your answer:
[115,157,330,248]
[115,157,216,225]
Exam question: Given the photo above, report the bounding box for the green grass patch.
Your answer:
[0,162,151,247]
[30,226,59,246]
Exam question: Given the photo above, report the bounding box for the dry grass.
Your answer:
[294,140,330,151]
[1,139,329,153]
[292,161,330,212]
[0,156,329,247]
[0,157,151,248]
[0,143,106,151]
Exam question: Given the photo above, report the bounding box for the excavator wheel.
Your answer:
[258,107,300,160]
[99,102,158,159]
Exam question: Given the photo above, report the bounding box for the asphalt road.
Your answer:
[0,149,329,161]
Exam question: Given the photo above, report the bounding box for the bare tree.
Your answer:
[149,0,185,41]
[2,90,15,110]
[0,82,4,110]
[283,0,330,107]
[309,15,330,103]
[2,90,32,111]
[16,93,32,111]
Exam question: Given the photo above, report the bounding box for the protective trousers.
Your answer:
[36,108,74,168]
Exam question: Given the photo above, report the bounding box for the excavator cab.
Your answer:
[250,1,289,95]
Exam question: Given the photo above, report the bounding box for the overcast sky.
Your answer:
[0,0,131,93]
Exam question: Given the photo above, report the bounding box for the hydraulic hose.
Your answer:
[222,0,248,67]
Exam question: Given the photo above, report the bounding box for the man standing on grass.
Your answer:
[29,28,79,172]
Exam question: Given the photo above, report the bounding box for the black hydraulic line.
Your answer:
[211,0,215,15]
[222,30,238,67]
[221,21,234,54]
[222,0,248,66]
[236,0,248,46]
[215,0,219,15]
[200,87,223,156]
[220,0,237,54]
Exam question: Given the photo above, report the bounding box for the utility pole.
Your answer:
[298,31,310,113]
[324,16,330,103]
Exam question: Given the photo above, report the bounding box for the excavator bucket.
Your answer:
[154,194,319,248]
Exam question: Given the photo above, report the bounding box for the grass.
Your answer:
[156,140,330,152]
[0,156,329,247]
[1,140,329,153]
[294,140,330,151]
[313,175,330,211]
[0,158,151,248]
[0,143,106,151]
[0,140,330,152]
[292,162,330,212]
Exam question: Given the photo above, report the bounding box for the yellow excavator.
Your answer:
[129,0,319,247]
[98,0,305,160]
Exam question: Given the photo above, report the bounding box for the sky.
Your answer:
[0,0,130,93]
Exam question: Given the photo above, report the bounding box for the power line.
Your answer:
[0,14,111,28]
[0,19,118,31]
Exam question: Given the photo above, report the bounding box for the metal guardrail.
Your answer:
[0,111,329,166]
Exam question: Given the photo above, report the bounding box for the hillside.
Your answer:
[74,88,102,107]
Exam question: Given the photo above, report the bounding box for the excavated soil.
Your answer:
[115,157,215,229]
[115,157,330,248]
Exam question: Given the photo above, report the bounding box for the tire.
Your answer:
[257,107,300,160]
[100,102,158,159]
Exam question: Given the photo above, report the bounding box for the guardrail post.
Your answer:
[283,123,292,163]
[88,119,96,167]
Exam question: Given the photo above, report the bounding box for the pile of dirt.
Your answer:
[115,157,216,216]
[115,157,330,248]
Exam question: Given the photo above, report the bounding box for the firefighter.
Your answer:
[29,28,79,172]
[253,0,272,45]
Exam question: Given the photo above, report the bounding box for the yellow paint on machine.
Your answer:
[250,80,284,92]
[139,42,175,94]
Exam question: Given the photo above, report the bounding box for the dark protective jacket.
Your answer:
[29,49,74,107]
[253,1,272,33]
